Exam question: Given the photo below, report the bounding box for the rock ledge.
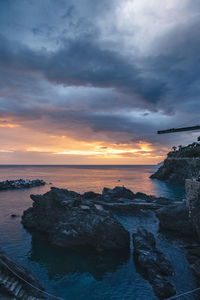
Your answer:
[22,187,130,251]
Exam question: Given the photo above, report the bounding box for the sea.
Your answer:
[0,165,198,300]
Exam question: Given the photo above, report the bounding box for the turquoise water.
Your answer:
[0,165,198,300]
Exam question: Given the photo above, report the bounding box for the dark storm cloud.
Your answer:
[0,33,166,111]
[0,0,200,149]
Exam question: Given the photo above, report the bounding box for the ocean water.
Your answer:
[0,165,198,300]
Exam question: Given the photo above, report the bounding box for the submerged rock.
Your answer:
[21,187,130,251]
[133,227,176,299]
[10,214,19,218]
[156,203,195,237]
[30,237,130,281]
[0,179,45,191]
[0,249,45,299]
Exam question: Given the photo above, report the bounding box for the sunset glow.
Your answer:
[0,0,198,164]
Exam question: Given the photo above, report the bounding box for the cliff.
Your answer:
[150,142,200,184]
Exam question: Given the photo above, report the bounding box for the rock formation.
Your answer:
[156,203,195,237]
[102,186,135,201]
[22,187,130,251]
[133,227,176,299]
[150,142,200,184]
[0,179,45,191]
[0,249,45,299]
[92,186,176,213]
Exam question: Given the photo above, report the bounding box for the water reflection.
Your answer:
[0,165,185,200]
[29,238,130,281]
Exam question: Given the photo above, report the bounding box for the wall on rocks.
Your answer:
[185,179,200,240]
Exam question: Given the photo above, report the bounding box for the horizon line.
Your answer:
[0,164,157,166]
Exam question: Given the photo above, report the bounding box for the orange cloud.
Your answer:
[0,122,20,128]
[0,121,168,164]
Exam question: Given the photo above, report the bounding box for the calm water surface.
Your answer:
[0,165,198,300]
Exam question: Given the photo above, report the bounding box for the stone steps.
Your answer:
[0,269,40,299]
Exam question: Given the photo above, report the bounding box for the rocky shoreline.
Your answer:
[21,186,177,249]
[133,227,176,299]
[2,181,200,299]
[21,185,182,299]
[22,187,130,251]
[150,142,200,184]
[0,179,46,191]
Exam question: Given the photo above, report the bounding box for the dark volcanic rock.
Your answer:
[134,192,174,205]
[0,179,45,191]
[150,142,200,184]
[82,191,102,200]
[94,200,165,212]
[133,227,176,299]
[156,203,195,237]
[0,249,45,298]
[21,187,130,251]
[92,187,175,213]
[102,186,135,201]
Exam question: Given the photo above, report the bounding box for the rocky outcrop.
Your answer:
[22,187,130,251]
[0,249,45,299]
[102,186,135,201]
[150,142,200,184]
[0,179,45,191]
[94,201,164,212]
[133,227,176,299]
[156,203,195,237]
[82,191,102,200]
[93,187,176,213]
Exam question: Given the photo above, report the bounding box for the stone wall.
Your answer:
[185,179,200,240]
[185,179,200,208]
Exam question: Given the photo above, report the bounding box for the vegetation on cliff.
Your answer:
[151,139,200,184]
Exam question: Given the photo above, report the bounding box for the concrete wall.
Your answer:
[185,179,200,209]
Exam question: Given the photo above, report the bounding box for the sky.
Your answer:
[0,0,200,165]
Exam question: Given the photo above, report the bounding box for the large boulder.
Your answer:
[82,191,102,200]
[133,227,176,299]
[21,187,130,252]
[156,203,195,237]
[102,186,135,201]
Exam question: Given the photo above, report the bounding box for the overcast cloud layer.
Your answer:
[0,0,200,164]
